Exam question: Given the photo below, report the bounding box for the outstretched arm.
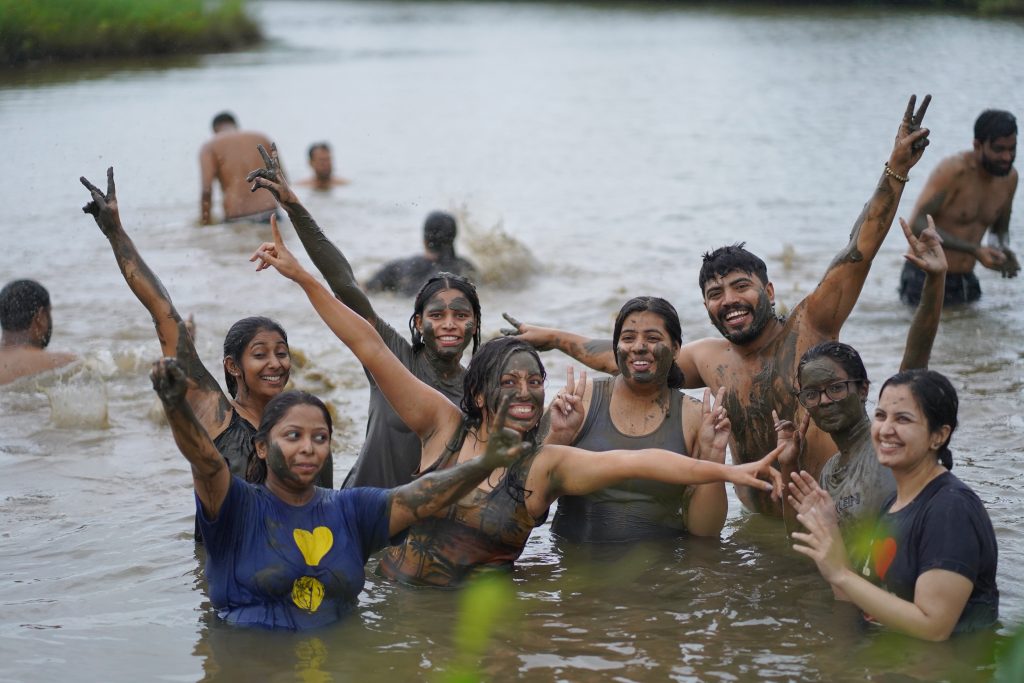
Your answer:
[537,439,783,510]
[81,169,232,435]
[247,144,376,322]
[500,313,619,374]
[252,219,457,441]
[387,397,529,536]
[151,358,231,518]
[805,94,932,337]
[899,217,947,371]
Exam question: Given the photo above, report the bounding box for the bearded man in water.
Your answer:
[502,95,932,514]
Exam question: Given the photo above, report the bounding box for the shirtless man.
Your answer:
[0,280,76,385]
[900,109,1018,306]
[199,112,279,224]
[297,142,349,191]
[502,95,931,514]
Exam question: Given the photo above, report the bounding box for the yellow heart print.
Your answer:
[293,527,333,566]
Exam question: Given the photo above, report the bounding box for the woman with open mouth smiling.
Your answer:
[247,145,481,491]
[80,169,332,498]
[252,222,786,586]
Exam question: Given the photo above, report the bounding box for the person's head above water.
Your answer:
[973,110,1017,178]
[222,316,290,399]
[247,390,333,484]
[796,341,870,434]
[408,272,481,357]
[423,211,458,260]
[307,142,333,180]
[211,111,238,133]
[460,336,546,436]
[875,369,958,471]
[0,279,52,348]
[698,243,778,345]
[612,296,685,389]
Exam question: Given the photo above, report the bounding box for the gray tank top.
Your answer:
[551,378,691,543]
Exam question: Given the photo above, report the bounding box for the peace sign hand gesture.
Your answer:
[80,167,122,237]
[246,143,299,205]
[482,394,535,470]
[889,94,931,176]
[546,366,588,445]
[697,387,731,464]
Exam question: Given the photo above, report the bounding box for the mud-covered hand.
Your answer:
[482,395,534,470]
[500,312,557,351]
[250,215,307,280]
[150,357,189,407]
[246,143,299,205]
[697,387,731,464]
[80,167,122,236]
[773,410,809,469]
[901,215,947,275]
[889,94,931,175]
[547,367,588,445]
[975,246,1008,271]
[999,247,1020,278]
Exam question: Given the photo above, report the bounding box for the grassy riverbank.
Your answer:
[0,0,262,67]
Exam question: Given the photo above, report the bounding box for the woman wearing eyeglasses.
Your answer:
[777,217,946,541]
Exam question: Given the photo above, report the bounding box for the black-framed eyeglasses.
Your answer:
[795,379,862,407]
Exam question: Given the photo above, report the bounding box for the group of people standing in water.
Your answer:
[5,93,1010,641]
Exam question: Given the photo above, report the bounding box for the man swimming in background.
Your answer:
[0,279,76,385]
[297,142,350,191]
[900,109,1018,306]
[199,112,280,224]
[502,95,932,514]
[366,211,480,297]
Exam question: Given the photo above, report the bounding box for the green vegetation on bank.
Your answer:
[0,0,262,67]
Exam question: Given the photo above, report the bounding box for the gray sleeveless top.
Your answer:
[551,378,692,543]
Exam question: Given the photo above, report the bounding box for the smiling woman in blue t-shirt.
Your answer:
[789,369,998,641]
[149,358,527,631]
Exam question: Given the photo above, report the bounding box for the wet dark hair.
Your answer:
[408,273,482,355]
[211,111,237,130]
[246,391,333,484]
[308,141,330,160]
[974,110,1017,144]
[698,243,769,293]
[612,296,685,389]
[460,337,546,433]
[0,279,49,332]
[423,211,458,260]
[798,341,869,389]
[222,316,289,398]
[879,369,958,470]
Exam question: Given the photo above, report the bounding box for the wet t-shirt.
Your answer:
[198,476,392,630]
[551,378,692,543]
[818,443,896,542]
[859,472,998,634]
[341,319,463,489]
[378,422,546,586]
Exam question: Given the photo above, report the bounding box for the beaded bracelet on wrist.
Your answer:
[884,162,909,183]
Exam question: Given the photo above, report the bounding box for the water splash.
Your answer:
[453,203,539,289]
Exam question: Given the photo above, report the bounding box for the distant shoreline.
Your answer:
[1,0,262,68]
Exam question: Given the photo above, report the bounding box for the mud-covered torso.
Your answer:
[378,420,545,586]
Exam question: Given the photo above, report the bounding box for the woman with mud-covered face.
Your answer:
[788,370,999,641]
[79,169,332,496]
[549,296,735,543]
[150,361,528,630]
[775,217,947,542]
[252,223,786,586]
[246,145,480,490]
